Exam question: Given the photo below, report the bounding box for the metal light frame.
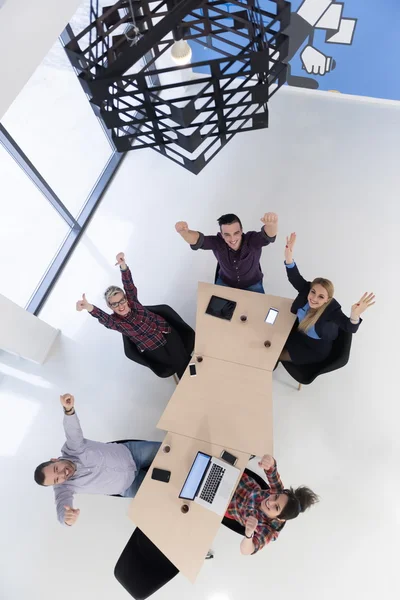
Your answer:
[65,0,291,174]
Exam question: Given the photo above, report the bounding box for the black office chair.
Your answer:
[114,527,179,600]
[281,329,353,390]
[222,468,269,535]
[122,304,195,379]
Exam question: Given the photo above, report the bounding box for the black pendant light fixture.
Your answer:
[63,0,290,173]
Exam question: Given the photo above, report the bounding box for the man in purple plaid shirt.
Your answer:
[225,454,318,554]
[76,252,191,378]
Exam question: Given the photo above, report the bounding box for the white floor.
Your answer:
[1,87,399,600]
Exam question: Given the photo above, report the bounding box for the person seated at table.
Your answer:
[175,212,279,294]
[279,233,375,365]
[225,454,318,554]
[76,252,191,379]
[34,394,161,527]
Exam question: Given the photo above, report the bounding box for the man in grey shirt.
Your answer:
[34,393,161,526]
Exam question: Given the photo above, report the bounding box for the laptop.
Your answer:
[179,451,240,516]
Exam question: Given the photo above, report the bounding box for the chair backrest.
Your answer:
[282,328,353,385]
[122,304,194,378]
[114,527,179,600]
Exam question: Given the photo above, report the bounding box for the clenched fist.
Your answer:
[60,393,75,411]
[260,212,278,237]
[115,252,126,267]
[245,515,258,537]
[64,505,80,526]
[258,454,275,471]
[175,221,189,233]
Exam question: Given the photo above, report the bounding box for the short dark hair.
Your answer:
[217,214,243,230]
[279,486,319,521]
[34,460,54,486]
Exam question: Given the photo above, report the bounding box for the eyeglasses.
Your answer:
[109,298,128,308]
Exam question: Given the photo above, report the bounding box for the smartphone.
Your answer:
[189,363,197,377]
[265,308,279,325]
[151,468,171,483]
[220,450,238,466]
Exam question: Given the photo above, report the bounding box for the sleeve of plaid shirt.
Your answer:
[252,462,285,554]
[120,267,138,303]
[89,306,119,331]
[265,460,284,493]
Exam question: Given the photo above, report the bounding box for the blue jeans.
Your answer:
[120,440,161,498]
[216,276,265,294]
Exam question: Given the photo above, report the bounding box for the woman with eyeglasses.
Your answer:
[279,233,375,365]
[76,252,192,379]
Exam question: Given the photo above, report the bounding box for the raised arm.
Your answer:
[332,292,375,332]
[175,221,200,245]
[54,485,79,526]
[260,212,278,238]
[258,454,284,493]
[76,294,120,331]
[60,394,85,454]
[115,252,138,303]
[284,232,309,293]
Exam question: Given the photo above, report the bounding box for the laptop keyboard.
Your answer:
[199,464,226,503]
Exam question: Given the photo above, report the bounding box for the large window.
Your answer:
[1,39,113,217]
[0,4,124,314]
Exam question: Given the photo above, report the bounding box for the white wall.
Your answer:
[0,0,82,119]
[0,294,59,363]
[0,87,399,600]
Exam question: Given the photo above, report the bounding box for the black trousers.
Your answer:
[143,327,191,379]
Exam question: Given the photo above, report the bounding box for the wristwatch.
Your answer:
[64,407,74,415]
[245,532,254,539]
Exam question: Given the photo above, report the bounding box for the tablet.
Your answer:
[205,295,237,321]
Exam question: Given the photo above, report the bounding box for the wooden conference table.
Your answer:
[129,432,250,583]
[129,283,296,581]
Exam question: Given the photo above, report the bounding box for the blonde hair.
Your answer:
[104,285,125,306]
[297,278,334,333]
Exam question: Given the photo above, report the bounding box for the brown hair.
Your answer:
[297,278,334,333]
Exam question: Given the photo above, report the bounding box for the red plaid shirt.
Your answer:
[90,267,171,352]
[226,462,285,553]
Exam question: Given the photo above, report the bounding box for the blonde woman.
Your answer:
[280,233,375,365]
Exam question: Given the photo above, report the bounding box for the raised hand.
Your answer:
[115,252,126,267]
[260,212,278,237]
[258,454,275,471]
[76,293,93,312]
[64,505,80,526]
[60,393,75,411]
[175,221,189,234]
[284,232,296,264]
[351,293,375,319]
[245,515,258,537]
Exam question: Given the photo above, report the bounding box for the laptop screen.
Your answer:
[179,452,211,500]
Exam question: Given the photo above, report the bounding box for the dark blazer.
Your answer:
[286,263,362,341]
